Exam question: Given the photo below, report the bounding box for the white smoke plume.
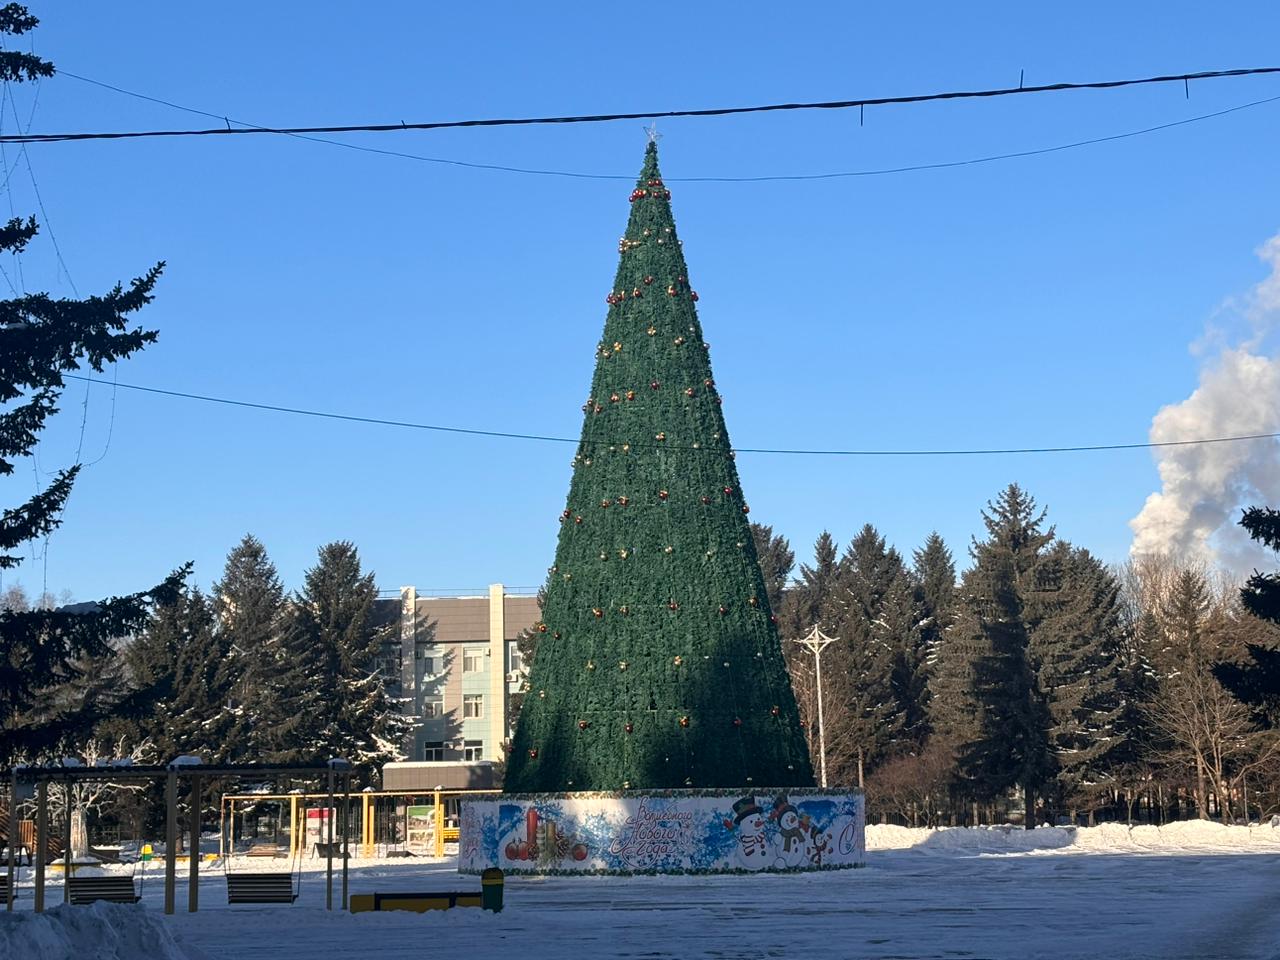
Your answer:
[1129,234,1280,575]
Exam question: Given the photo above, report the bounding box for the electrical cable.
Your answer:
[57,70,1280,183]
[13,66,1280,145]
[64,374,1280,458]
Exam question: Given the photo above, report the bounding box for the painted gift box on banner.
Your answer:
[459,789,864,875]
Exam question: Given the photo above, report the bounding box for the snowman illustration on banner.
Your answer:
[722,796,771,869]
[768,794,810,869]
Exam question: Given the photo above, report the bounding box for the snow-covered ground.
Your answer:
[4,821,1280,960]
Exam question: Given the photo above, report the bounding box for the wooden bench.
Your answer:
[226,873,298,904]
[68,875,141,904]
[350,870,504,914]
[246,842,283,857]
[351,890,482,912]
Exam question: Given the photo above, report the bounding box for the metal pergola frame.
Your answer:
[5,758,354,914]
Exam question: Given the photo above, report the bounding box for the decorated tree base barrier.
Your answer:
[460,788,864,875]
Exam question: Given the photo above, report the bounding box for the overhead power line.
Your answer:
[12,66,1280,145]
[58,70,1280,182]
[63,374,1280,458]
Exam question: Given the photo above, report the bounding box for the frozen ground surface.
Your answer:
[4,821,1279,960]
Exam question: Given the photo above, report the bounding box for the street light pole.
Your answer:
[793,626,837,789]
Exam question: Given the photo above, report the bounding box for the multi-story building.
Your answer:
[376,584,539,764]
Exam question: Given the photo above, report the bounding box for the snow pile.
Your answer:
[0,901,207,960]
[866,819,1280,855]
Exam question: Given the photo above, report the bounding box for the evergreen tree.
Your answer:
[1112,610,1161,769]
[505,143,813,792]
[931,485,1056,816]
[820,525,907,785]
[957,548,1054,822]
[914,532,956,649]
[1025,542,1124,814]
[273,541,410,768]
[1157,568,1211,674]
[883,564,929,749]
[1216,506,1280,727]
[164,588,228,756]
[750,522,795,616]
[99,585,222,759]
[782,530,839,642]
[0,5,183,766]
[212,535,286,761]
[928,570,989,785]
[507,585,547,735]
[977,484,1055,584]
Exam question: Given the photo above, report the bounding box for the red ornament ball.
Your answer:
[733,717,743,727]
[771,705,781,717]
[528,748,539,759]
[700,495,711,505]
[578,719,589,730]
[624,722,634,734]
[679,715,690,728]
[505,842,519,860]
[650,380,660,390]
[572,844,589,862]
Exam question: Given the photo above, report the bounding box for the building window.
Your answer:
[423,741,445,762]
[463,694,483,719]
[463,647,485,673]
[423,695,444,719]
[421,656,435,676]
[463,741,483,762]
[508,642,523,674]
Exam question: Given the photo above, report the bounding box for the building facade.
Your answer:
[377,585,539,764]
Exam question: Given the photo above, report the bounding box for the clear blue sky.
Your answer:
[6,1,1280,600]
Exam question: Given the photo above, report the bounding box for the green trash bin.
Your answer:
[480,868,504,912]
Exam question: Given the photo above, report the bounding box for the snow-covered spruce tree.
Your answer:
[211,535,286,761]
[100,584,223,761]
[779,532,840,763]
[750,522,795,616]
[0,4,185,767]
[272,541,409,771]
[820,524,909,786]
[1215,506,1280,727]
[504,142,813,792]
[931,485,1056,817]
[1025,542,1125,817]
[957,546,1054,825]
[787,531,839,641]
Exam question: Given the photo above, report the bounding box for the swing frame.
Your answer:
[5,758,354,914]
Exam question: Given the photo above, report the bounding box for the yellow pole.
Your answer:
[290,795,299,857]
[434,790,443,858]
[218,796,225,860]
[361,793,372,858]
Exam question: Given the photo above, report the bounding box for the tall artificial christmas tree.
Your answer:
[504,141,814,792]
